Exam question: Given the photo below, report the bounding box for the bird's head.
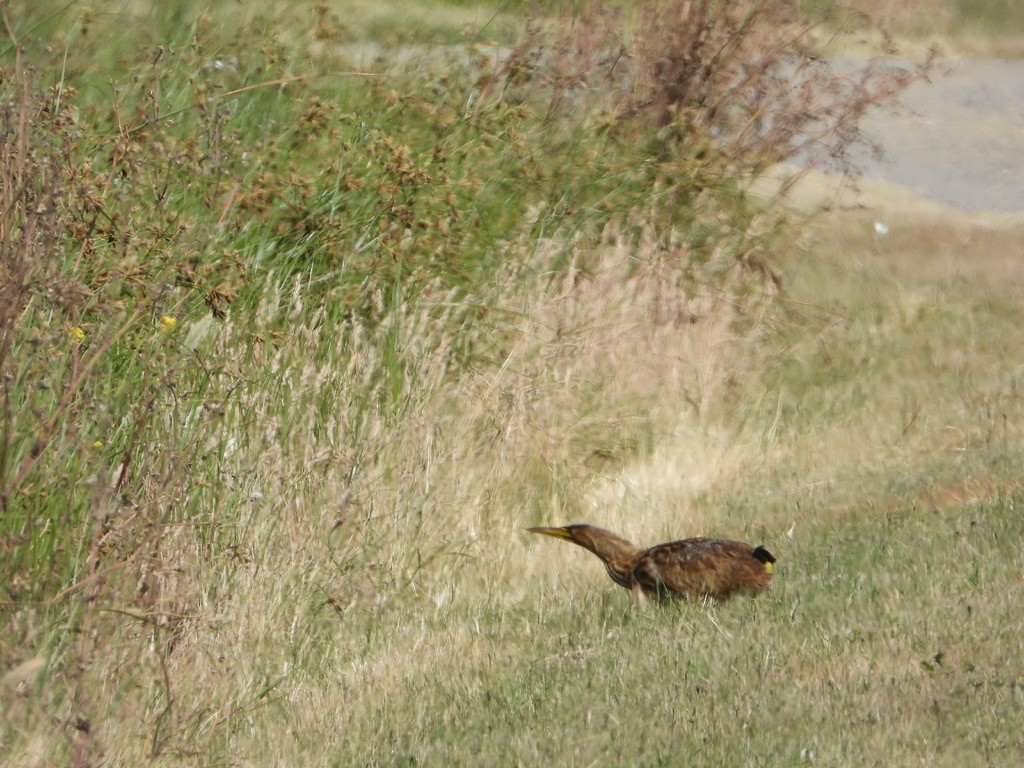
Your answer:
[528,524,582,541]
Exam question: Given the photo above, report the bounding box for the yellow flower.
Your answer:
[160,315,178,333]
[68,326,86,343]
[92,440,103,449]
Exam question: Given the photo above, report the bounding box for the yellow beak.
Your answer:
[527,526,573,540]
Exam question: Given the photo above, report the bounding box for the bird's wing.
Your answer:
[634,538,756,598]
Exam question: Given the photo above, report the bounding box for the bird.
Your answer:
[527,524,776,602]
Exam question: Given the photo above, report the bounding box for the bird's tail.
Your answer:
[751,545,776,565]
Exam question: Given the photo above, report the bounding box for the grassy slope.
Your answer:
[292,209,1024,767]
[3,2,1024,766]
[300,208,1024,767]
[46,177,1022,768]
[133,208,1022,768]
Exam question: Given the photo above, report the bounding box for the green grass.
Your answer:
[801,0,1024,39]
[3,1,1024,765]
[308,498,1022,766]
[953,0,1024,32]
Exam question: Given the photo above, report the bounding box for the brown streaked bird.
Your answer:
[528,524,776,602]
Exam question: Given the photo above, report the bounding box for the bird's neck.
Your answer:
[579,527,643,563]
[574,527,644,591]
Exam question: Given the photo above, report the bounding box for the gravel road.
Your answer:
[848,58,1024,213]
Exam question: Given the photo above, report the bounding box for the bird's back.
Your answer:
[632,537,775,600]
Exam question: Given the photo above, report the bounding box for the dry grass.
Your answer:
[1,227,761,763]
[11,199,1022,765]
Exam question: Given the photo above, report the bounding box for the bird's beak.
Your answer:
[527,526,572,540]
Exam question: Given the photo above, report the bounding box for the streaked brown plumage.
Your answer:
[528,524,776,602]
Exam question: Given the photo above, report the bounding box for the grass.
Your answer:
[2,1,1024,765]
[286,207,1024,767]
[802,0,1024,57]
[804,0,1024,32]
[321,498,1022,766]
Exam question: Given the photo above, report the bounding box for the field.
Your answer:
[2,1,1023,766]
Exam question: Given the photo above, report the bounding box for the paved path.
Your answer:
[848,58,1024,213]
